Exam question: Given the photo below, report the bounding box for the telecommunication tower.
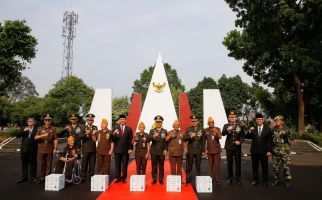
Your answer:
[61,11,78,77]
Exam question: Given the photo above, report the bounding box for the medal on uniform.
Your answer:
[161,131,165,138]
[236,126,241,133]
[106,133,110,140]
[212,135,215,140]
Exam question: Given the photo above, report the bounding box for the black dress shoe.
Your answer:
[122,179,127,183]
[185,180,191,184]
[236,180,241,185]
[263,181,269,187]
[17,179,28,184]
[36,179,44,184]
[227,178,233,185]
[151,180,157,185]
[114,179,121,183]
[272,179,279,187]
[30,179,38,183]
[159,180,164,185]
[251,180,258,186]
[284,180,291,189]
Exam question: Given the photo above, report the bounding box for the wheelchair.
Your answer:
[54,151,82,185]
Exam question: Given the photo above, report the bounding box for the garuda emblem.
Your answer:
[152,82,166,92]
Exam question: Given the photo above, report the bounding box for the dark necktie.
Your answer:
[258,127,262,137]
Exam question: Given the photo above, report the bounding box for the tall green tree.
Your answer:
[132,63,185,113]
[223,0,322,133]
[112,96,130,125]
[7,76,38,103]
[187,77,218,122]
[0,20,37,95]
[45,76,94,125]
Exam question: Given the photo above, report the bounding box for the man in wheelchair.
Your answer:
[55,136,80,183]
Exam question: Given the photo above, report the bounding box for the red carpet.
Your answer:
[97,160,198,200]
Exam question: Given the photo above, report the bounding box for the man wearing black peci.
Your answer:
[16,117,38,183]
[112,114,133,183]
[246,113,272,187]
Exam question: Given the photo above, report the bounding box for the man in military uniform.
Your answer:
[149,115,168,185]
[166,120,184,176]
[61,114,84,149]
[222,111,245,185]
[184,115,204,184]
[80,113,98,182]
[34,114,58,183]
[271,115,292,188]
[94,118,114,175]
[134,122,150,175]
[203,117,222,184]
[55,136,78,181]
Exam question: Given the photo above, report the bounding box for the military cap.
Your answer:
[208,117,214,123]
[138,122,145,127]
[69,114,78,120]
[228,111,237,117]
[274,115,284,121]
[154,115,164,122]
[190,115,199,122]
[44,113,53,120]
[173,120,180,127]
[255,113,264,119]
[85,113,95,119]
[119,114,127,119]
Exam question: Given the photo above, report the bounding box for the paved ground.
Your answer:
[0,151,322,200]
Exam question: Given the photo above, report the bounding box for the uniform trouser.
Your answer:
[39,153,53,180]
[96,154,111,175]
[151,154,165,181]
[226,149,241,180]
[251,153,268,181]
[208,153,221,181]
[81,152,96,179]
[272,153,292,180]
[114,153,129,181]
[55,160,73,179]
[169,156,183,175]
[21,151,37,180]
[135,155,147,175]
[186,153,202,181]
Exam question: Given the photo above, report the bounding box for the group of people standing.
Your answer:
[16,111,293,189]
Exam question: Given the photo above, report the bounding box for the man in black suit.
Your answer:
[16,117,38,183]
[112,114,133,183]
[246,113,272,187]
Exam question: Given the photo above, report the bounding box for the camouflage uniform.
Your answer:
[272,127,292,181]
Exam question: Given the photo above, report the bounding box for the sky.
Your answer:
[0,0,254,97]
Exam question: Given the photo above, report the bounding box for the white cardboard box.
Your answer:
[91,175,109,192]
[45,174,65,191]
[196,176,212,193]
[166,175,181,192]
[130,175,145,192]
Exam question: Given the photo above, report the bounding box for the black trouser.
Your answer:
[226,149,241,181]
[251,153,268,181]
[151,154,165,181]
[114,153,129,181]
[135,155,147,175]
[20,151,37,180]
[186,153,202,181]
[81,152,96,179]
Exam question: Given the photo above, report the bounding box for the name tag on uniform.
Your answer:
[179,140,182,144]
[212,135,215,140]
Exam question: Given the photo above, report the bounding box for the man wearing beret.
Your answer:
[149,115,168,185]
[34,114,58,183]
[112,114,133,183]
[16,117,38,183]
[183,115,204,184]
[203,117,222,184]
[61,114,84,149]
[246,113,272,187]
[222,111,245,185]
[80,113,98,182]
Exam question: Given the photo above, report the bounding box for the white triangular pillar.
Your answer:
[137,53,178,131]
